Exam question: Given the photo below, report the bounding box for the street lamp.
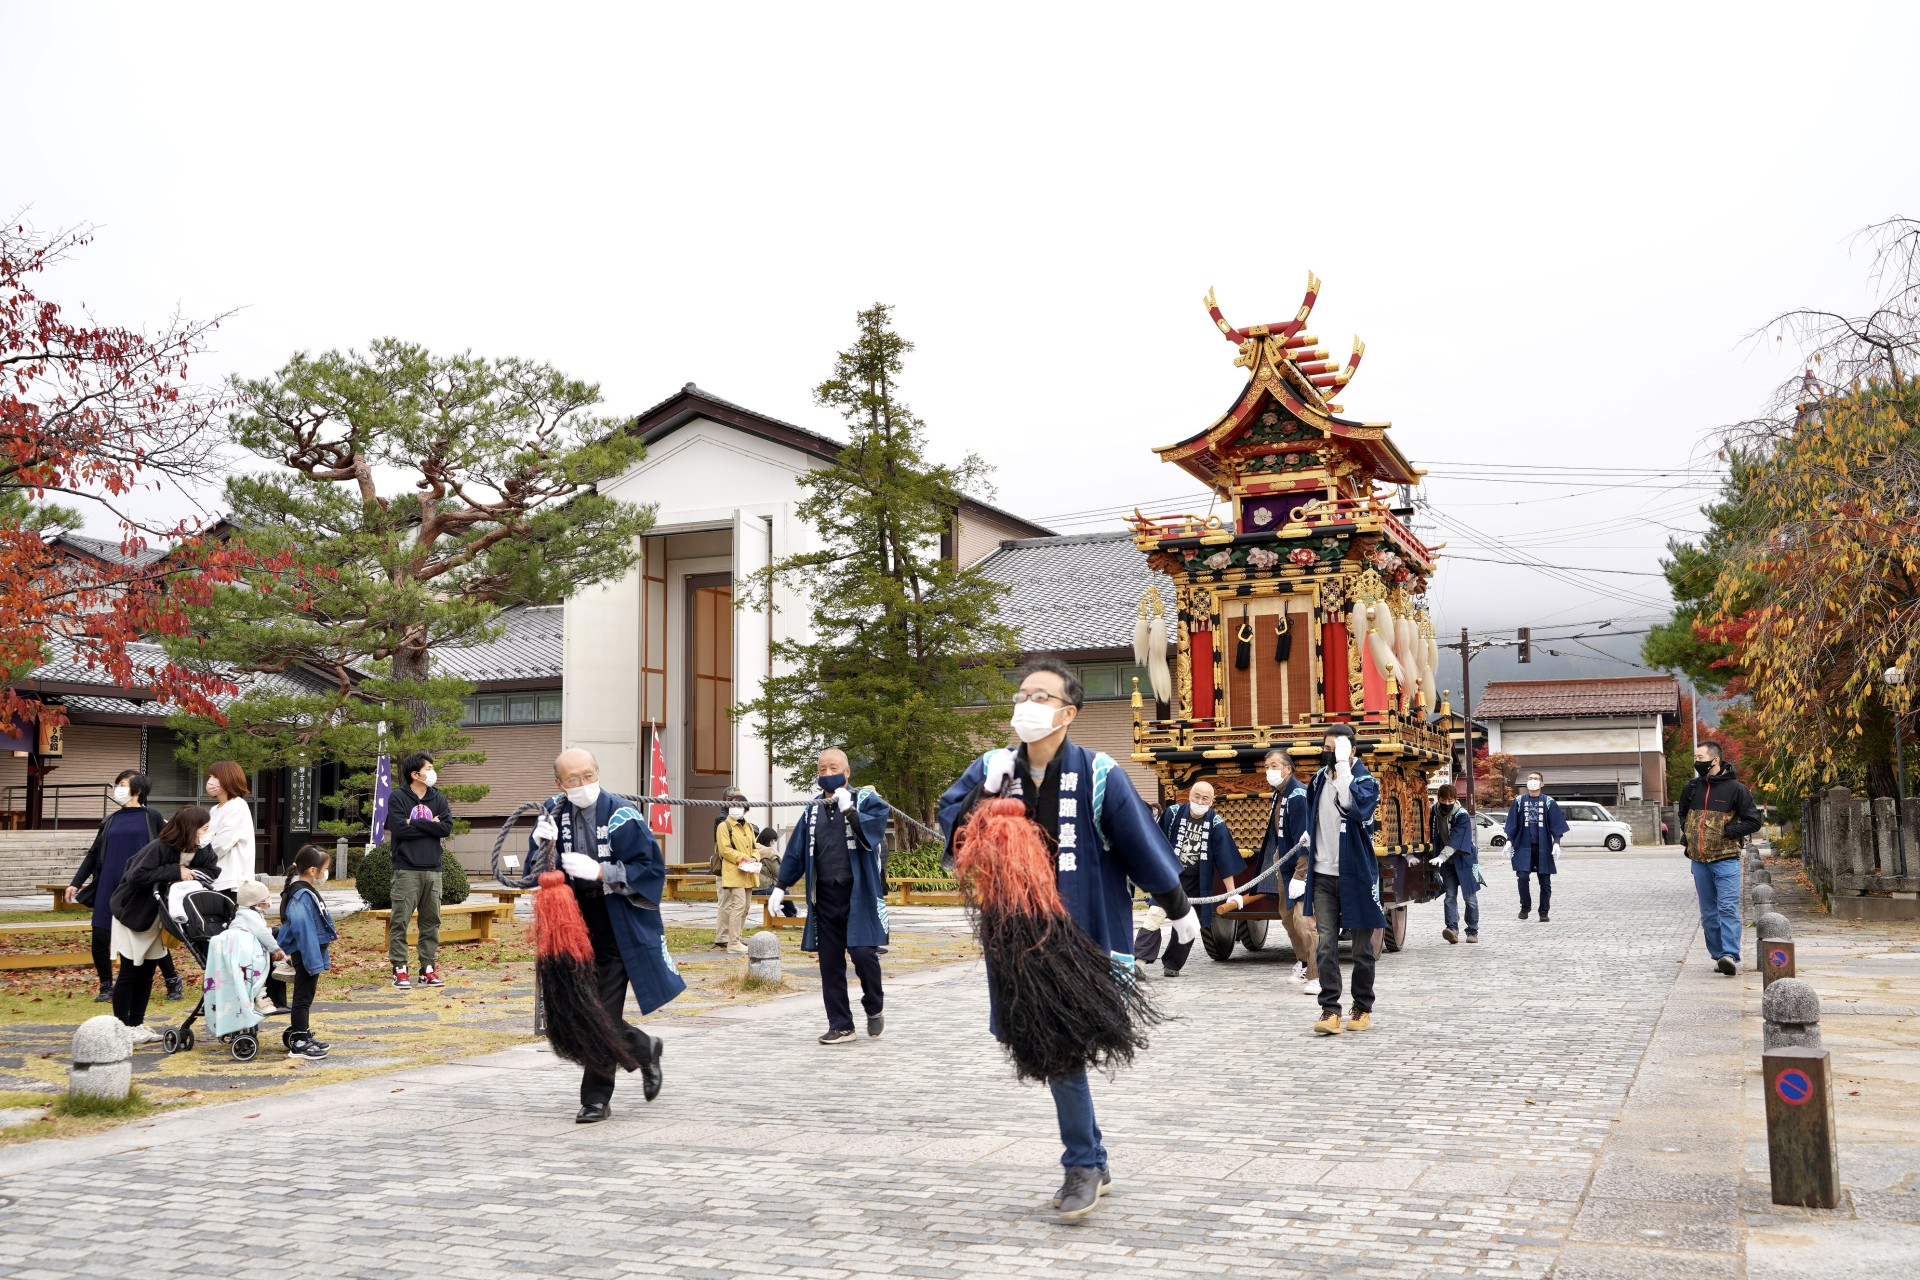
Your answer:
[1888,666,1909,877]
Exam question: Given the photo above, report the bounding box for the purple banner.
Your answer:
[369,754,393,847]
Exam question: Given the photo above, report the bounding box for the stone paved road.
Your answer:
[0,852,1734,1279]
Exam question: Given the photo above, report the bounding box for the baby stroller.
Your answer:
[152,874,264,1061]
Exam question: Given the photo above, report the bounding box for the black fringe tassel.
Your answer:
[974,906,1165,1084]
[536,954,641,1079]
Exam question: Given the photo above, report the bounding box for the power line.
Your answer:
[1442,554,1666,577]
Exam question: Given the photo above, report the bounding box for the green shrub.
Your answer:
[887,841,949,880]
[354,846,470,908]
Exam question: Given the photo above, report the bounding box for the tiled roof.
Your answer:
[22,637,333,717]
[430,606,563,683]
[974,532,1175,655]
[51,532,169,569]
[1476,676,1681,720]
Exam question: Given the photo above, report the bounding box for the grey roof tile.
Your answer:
[975,532,1175,655]
[430,605,563,683]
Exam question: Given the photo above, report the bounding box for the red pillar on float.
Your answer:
[1189,625,1216,721]
[1321,621,1350,716]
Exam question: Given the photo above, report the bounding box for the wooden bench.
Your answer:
[663,873,718,903]
[474,886,537,908]
[366,900,514,945]
[760,899,804,931]
[35,883,86,913]
[887,877,965,907]
[0,920,181,970]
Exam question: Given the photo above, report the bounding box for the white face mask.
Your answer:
[111,785,131,805]
[1527,780,1542,793]
[1010,700,1061,744]
[565,782,602,808]
[1189,801,1212,817]
[728,806,747,821]
[420,768,437,788]
[1265,768,1285,788]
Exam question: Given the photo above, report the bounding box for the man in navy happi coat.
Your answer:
[1503,771,1568,922]
[940,659,1194,1221]
[529,748,684,1122]
[1303,724,1384,1036]
[771,748,891,1045]
[1153,779,1244,977]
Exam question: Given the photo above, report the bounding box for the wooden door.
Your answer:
[686,575,735,801]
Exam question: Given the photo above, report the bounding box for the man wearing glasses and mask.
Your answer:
[770,749,891,1046]
[939,659,1193,1221]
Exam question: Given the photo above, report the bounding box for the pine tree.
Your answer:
[735,305,1016,822]
[171,339,653,832]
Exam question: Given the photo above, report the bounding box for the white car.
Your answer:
[1559,801,1633,851]
[1472,801,1632,851]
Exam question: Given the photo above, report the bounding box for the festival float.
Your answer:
[1128,276,1450,957]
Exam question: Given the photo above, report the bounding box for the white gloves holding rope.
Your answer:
[532,814,559,847]
[560,851,602,881]
[983,748,1016,796]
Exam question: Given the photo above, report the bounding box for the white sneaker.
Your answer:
[1302,979,1321,996]
[129,1025,163,1045]
[1291,961,1307,982]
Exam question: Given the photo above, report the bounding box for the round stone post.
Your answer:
[747,930,782,985]
[1757,912,1796,986]
[69,1015,133,1102]
[1762,977,1821,1050]
[1754,910,1790,972]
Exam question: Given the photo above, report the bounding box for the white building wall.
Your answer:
[564,416,823,860]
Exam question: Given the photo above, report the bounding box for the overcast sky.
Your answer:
[9,1,1918,667]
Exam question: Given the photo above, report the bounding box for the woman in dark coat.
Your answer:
[67,770,179,1003]
[108,804,216,1043]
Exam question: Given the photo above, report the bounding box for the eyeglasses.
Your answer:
[558,768,599,787]
[1012,691,1068,706]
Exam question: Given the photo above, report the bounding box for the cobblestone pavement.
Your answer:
[0,852,1749,1279]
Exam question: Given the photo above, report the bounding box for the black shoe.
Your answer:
[1162,967,1182,979]
[867,1012,884,1038]
[93,987,113,1003]
[1052,1164,1112,1209]
[576,1102,611,1124]
[164,976,184,1001]
[1538,913,1550,923]
[1518,909,1530,920]
[1716,956,1737,976]
[641,1036,664,1101]
[818,1027,856,1045]
[1055,1166,1105,1220]
[287,1038,328,1061]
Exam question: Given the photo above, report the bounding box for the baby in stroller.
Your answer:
[193,881,278,1058]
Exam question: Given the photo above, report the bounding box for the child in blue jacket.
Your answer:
[276,845,338,1061]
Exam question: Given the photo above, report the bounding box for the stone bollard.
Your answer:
[1753,867,1772,886]
[1755,911,1791,971]
[1765,1045,1841,1209]
[1752,884,1777,916]
[1763,977,1821,1050]
[746,930,782,985]
[70,1015,132,1101]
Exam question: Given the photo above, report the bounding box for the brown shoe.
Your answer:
[1346,1010,1372,1032]
[1313,1010,1343,1036]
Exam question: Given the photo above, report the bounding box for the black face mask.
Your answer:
[1319,749,1337,768]
[1694,760,1713,777]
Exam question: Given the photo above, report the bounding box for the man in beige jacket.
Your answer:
[713,788,761,953]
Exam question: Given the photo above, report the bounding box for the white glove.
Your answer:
[560,851,602,881]
[1224,894,1246,913]
[983,748,1016,795]
[1168,909,1200,944]
[1552,842,1562,860]
[531,814,559,846]
[1333,736,1352,764]
[767,887,785,915]
[835,787,855,813]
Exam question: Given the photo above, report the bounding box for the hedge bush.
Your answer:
[353,846,471,909]
[887,841,950,880]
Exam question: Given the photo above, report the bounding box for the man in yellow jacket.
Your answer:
[713,788,761,953]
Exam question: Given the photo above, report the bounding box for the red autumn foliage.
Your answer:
[0,217,278,727]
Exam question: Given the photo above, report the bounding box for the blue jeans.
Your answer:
[1690,856,1742,962]
[1441,862,1479,932]
[1049,1070,1106,1169]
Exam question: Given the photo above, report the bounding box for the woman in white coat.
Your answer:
[204,760,256,892]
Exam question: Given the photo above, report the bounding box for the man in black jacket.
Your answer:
[1676,742,1763,976]
[385,751,454,990]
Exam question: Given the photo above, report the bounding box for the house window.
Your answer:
[1073,663,1151,702]
[461,689,562,726]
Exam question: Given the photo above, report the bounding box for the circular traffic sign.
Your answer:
[1775,1068,1813,1106]
[1768,948,1790,969]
